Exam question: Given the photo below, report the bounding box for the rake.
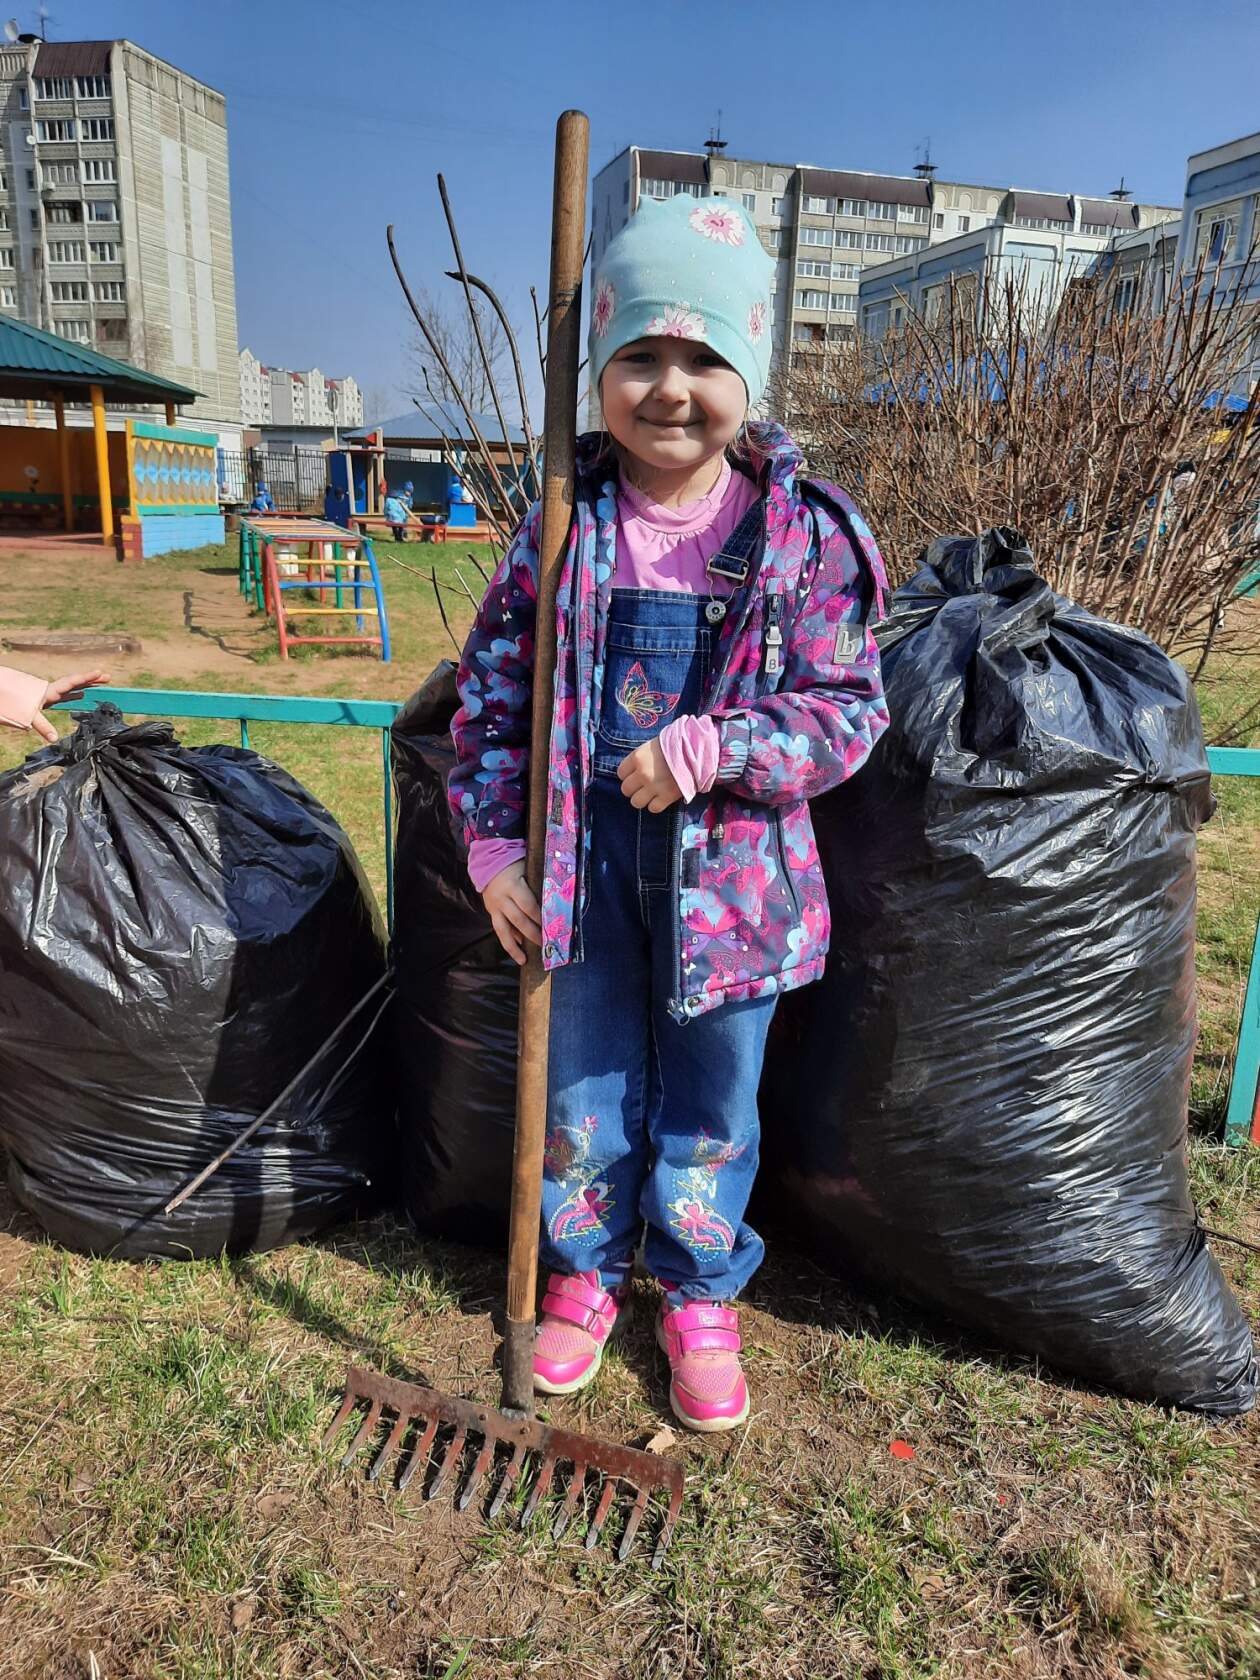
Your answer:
[325,108,686,1567]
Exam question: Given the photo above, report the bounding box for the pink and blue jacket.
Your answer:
[448,422,890,1023]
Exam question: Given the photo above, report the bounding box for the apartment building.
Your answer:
[0,35,240,430]
[238,348,363,432]
[589,144,1178,403]
[858,189,1179,339]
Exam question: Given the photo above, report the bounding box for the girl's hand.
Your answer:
[482,860,543,966]
[617,739,683,812]
[32,669,110,743]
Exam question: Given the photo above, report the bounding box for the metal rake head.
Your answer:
[325,1363,685,1568]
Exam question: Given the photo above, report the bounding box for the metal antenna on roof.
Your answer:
[1110,175,1131,202]
[35,1,49,39]
[914,138,937,180]
[704,112,726,158]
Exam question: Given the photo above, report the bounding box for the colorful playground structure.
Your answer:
[238,514,390,662]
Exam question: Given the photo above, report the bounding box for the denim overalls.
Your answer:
[541,527,778,1302]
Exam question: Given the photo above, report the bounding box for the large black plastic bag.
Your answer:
[758,528,1256,1415]
[392,663,517,1244]
[0,704,391,1258]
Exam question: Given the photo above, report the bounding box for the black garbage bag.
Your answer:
[392,663,517,1244]
[758,528,1256,1415]
[0,704,391,1258]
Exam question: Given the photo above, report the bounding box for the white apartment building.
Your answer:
[590,144,1178,402]
[0,35,240,430]
[239,348,363,432]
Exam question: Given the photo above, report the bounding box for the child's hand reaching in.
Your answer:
[617,740,683,812]
[482,860,543,966]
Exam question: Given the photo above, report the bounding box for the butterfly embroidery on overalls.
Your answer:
[616,660,680,729]
[667,1132,747,1255]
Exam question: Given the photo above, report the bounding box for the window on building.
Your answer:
[0,284,15,308]
[740,192,756,212]
[1014,215,1070,231]
[762,228,784,251]
[798,259,833,278]
[89,240,119,262]
[958,215,971,233]
[17,85,27,110]
[793,323,816,342]
[771,195,790,217]
[53,319,91,342]
[865,233,894,252]
[933,211,945,229]
[0,210,7,230]
[833,262,862,280]
[0,249,14,269]
[93,280,125,301]
[894,235,927,255]
[1115,275,1137,315]
[800,226,833,246]
[43,160,78,184]
[868,201,896,220]
[36,119,75,141]
[622,180,629,204]
[79,118,114,142]
[24,168,35,191]
[898,204,928,223]
[51,280,88,302]
[1080,223,1110,238]
[639,177,695,200]
[796,288,829,309]
[1194,201,1241,266]
[47,204,82,223]
[28,208,38,229]
[35,76,74,100]
[82,158,116,182]
[804,194,835,214]
[96,318,127,343]
[86,199,118,222]
[836,230,864,249]
[841,198,867,218]
[830,293,856,313]
[49,240,86,262]
[75,75,112,98]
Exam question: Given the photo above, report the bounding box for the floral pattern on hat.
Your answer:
[644,302,707,340]
[688,204,746,247]
[747,300,767,344]
[592,278,616,338]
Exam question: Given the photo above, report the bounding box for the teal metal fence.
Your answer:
[54,689,1260,1146]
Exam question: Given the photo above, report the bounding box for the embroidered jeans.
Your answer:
[541,589,776,1301]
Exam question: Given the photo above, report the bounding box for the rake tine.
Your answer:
[398,1412,441,1493]
[488,1440,528,1521]
[519,1449,556,1528]
[552,1460,587,1541]
[652,1477,687,1571]
[583,1476,618,1550]
[427,1423,467,1500]
[617,1483,650,1563]
[339,1398,382,1470]
[457,1434,495,1512]
[321,1385,358,1450]
[367,1411,409,1482]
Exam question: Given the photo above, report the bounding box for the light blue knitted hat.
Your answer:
[589,193,776,407]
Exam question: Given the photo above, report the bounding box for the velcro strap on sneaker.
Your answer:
[675,1325,741,1354]
[541,1291,604,1332]
[546,1272,615,1314]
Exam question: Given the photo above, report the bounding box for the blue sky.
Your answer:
[49,0,1260,420]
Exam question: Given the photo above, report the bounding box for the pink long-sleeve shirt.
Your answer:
[466,459,759,893]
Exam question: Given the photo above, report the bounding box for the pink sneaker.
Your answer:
[533,1271,628,1396]
[656,1297,750,1433]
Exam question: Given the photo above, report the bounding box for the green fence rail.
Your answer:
[54,689,1260,1146]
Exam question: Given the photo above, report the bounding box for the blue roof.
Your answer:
[354,400,527,447]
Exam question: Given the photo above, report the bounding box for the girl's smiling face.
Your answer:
[600,338,747,476]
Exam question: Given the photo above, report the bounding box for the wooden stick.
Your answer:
[500,108,589,1417]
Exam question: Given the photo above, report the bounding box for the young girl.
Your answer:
[448,193,889,1432]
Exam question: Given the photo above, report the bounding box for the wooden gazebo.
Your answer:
[0,316,198,541]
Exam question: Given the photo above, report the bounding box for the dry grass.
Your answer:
[0,540,1257,1679]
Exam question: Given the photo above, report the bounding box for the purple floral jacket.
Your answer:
[448,422,890,1022]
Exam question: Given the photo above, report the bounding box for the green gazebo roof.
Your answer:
[0,315,199,405]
